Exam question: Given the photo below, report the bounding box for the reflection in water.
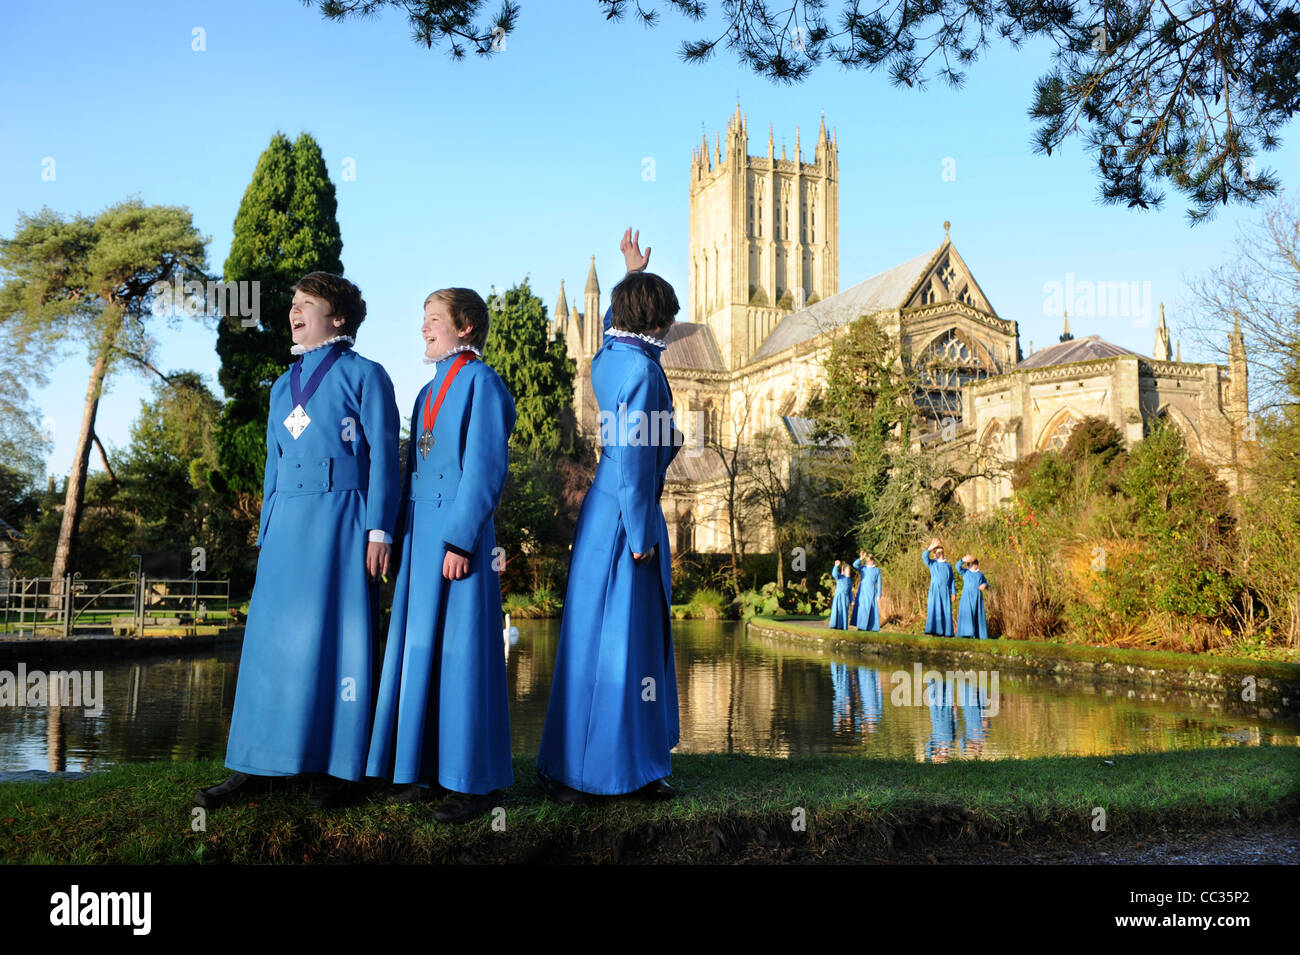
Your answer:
[0,621,1296,774]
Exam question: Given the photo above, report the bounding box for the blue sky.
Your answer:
[2,0,1296,477]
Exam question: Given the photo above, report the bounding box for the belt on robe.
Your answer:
[409,468,461,503]
[275,455,369,496]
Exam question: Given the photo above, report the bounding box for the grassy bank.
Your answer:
[1,748,1296,864]
[750,615,1300,686]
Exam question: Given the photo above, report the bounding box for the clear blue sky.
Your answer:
[2,0,1296,477]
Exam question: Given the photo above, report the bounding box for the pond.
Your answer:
[1,620,1295,775]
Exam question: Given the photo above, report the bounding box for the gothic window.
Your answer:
[938,260,958,290]
[1038,409,1081,451]
[676,510,695,555]
[960,286,975,306]
[914,329,993,424]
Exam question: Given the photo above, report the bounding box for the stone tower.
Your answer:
[1228,311,1249,420]
[689,103,839,369]
[1154,303,1172,360]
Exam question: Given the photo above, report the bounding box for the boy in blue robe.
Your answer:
[922,537,956,637]
[852,551,882,631]
[537,229,683,803]
[366,287,516,824]
[828,559,852,629]
[197,272,401,809]
[955,554,990,639]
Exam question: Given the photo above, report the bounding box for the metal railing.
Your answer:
[1,574,232,637]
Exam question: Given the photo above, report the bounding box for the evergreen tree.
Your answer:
[0,199,208,585]
[483,280,575,454]
[213,132,343,498]
[483,281,578,590]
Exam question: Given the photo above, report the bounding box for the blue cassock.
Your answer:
[955,563,990,639]
[851,560,882,631]
[367,356,516,795]
[225,343,400,781]
[537,307,682,795]
[922,548,956,637]
[828,564,852,629]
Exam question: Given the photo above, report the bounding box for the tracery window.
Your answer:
[1038,409,1081,451]
[914,329,993,425]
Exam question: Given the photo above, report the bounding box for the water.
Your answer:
[1,620,1295,774]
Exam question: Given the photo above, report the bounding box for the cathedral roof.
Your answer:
[750,245,942,361]
[783,416,850,448]
[667,451,728,483]
[1015,334,1137,370]
[662,322,725,372]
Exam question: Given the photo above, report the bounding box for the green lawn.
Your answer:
[2,748,1295,863]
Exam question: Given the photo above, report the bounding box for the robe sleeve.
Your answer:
[614,365,668,555]
[922,548,935,567]
[443,369,516,555]
[852,558,863,571]
[361,362,402,540]
[256,395,280,548]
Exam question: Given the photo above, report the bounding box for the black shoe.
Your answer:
[433,790,497,824]
[386,783,434,805]
[308,776,359,809]
[536,771,591,806]
[195,772,273,809]
[634,778,677,801]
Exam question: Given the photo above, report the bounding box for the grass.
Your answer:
[750,615,1300,685]
[1,748,1296,863]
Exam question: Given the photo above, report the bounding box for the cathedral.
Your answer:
[553,105,1251,555]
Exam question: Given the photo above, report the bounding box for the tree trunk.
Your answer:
[50,345,111,594]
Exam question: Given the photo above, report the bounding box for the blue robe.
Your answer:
[851,560,882,631]
[922,548,956,637]
[828,564,852,629]
[955,564,990,639]
[537,308,682,795]
[225,343,400,781]
[925,674,957,762]
[367,357,516,795]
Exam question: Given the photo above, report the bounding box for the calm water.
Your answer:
[1,620,1296,774]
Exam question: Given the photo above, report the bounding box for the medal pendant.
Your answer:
[417,431,434,460]
[284,405,311,440]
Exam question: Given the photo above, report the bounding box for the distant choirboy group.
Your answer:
[827,539,990,639]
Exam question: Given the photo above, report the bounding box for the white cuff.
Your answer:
[368,529,392,544]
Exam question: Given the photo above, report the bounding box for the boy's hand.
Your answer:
[631,544,657,565]
[620,227,651,273]
[443,551,471,580]
[366,542,390,581]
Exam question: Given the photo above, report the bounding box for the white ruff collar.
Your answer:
[290,334,355,356]
[424,344,483,365]
[606,327,667,350]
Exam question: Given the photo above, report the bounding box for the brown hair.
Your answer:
[611,271,679,336]
[292,272,367,337]
[425,288,489,351]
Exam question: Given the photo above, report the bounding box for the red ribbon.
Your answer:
[422,352,478,441]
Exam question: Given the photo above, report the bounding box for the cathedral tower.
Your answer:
[689,103,839,369]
